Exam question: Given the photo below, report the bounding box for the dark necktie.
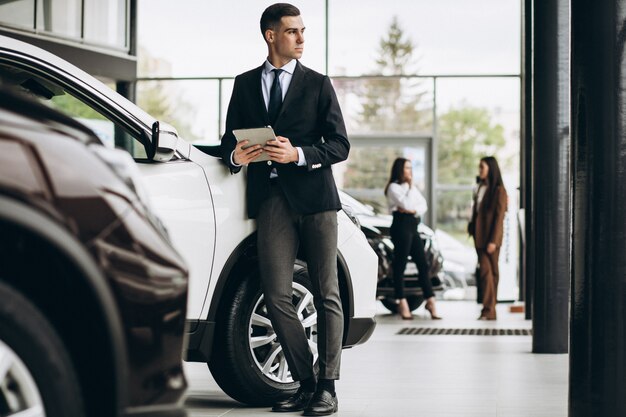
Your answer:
[268,68,284,125]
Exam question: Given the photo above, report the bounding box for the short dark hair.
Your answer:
[260,3,300,35]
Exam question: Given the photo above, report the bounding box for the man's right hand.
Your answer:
[233,140,263,165]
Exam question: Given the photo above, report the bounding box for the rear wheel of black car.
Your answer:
[0,281,84,417]
[209,262,317,406]
[381,295,424,313]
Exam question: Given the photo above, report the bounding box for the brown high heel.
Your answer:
[425,299,442,320]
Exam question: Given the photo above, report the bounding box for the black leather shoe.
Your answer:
[271,389,314,412]
[303,389,338,416]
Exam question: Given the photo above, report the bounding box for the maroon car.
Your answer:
[0,87,189,417]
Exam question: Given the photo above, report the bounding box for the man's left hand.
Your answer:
[487,243,497,254]
[264,136,299,164]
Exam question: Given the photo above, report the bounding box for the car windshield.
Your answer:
[339,190,376,216]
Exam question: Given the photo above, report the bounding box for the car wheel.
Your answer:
[0,281,84,417]
[406,295,425,311]
[209,261,316,406]
[380,297,398,313]
[381,295,425,313]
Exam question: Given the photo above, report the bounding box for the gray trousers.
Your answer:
[257,182,343,381]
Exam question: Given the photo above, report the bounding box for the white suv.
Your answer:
[0,35,378,406]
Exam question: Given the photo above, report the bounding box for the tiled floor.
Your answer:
[183,301,568,417]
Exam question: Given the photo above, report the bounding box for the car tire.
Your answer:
[381,295,425,313]
[209,261,317,406]
[0,281,84,417]
[406,295,425,311]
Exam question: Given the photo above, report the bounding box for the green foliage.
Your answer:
[359,78,430,133]
[344,147,403,189]
[137,80,201,142]
[358,16,430,133]
[437,104,506,185]
[49,93,106,120]
[435,105,506,240]
[342,16,431,193]
[436,189,473,236]
[375,17,414,75]
[359,17,430,132]
[137,46,202,142]
[137,81,175,121]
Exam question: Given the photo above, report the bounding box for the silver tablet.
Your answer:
[233,126,276,162]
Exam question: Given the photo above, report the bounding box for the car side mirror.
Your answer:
[151,121,177,162]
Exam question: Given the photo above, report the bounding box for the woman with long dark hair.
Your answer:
[385,158,441,320]
[468,156,508,320]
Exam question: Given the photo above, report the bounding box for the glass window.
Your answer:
[435,77,520,185]
[137,0,326,78]
[48,90,138,154]
[131,0,523,296]
[137,79,221,144]
[328,0,520,76]
[0,63,144,157]
[219,79,234,140]
[436,187,474,243]
[36,0,82,39]
[51,90,141,157]
[337,139,431,222]
[434,76,520,242]
[84,0,127,49]
[333,76,433,135]
[0,0,34,29]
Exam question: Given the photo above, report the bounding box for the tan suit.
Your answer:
[468,185,507,319]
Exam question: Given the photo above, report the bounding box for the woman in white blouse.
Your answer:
[385,158,441,320]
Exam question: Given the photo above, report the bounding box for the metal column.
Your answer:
[570,0,626,415]
[531,0,570,353]
[521,0,533,319]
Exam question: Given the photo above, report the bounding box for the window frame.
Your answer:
[0,51,152,158]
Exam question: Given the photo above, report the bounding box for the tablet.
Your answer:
[233,126,276,162]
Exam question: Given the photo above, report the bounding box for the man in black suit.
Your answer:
[220,3,349,416]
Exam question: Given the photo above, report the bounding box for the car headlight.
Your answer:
[89,145,168,237]
[341,203,361,229]
[429,234,440,252]
[382,237,394,250]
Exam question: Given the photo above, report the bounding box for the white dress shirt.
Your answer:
[387,182,428,216]
[476,183,487,206]
[262,59,296,106]
[471,183,487,217]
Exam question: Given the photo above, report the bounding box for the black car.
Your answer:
[340,191,444,312]
[0,87,189,417]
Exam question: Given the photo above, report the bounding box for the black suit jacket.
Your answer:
[220,61,350,218]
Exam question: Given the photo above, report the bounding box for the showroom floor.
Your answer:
[183,301,568,417]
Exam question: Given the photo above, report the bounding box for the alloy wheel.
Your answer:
[248,282,317,383]
[0,339,46,416]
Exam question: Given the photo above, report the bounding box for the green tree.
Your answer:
[437,104,506,185]
[136,81,175,122]
[359,16,429,133]
[436,104,507,240]
[344,147,402,189]
[136,80,201,142]
[137,47,201,142]
[340,16,430,195]
[49,94,107,120]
